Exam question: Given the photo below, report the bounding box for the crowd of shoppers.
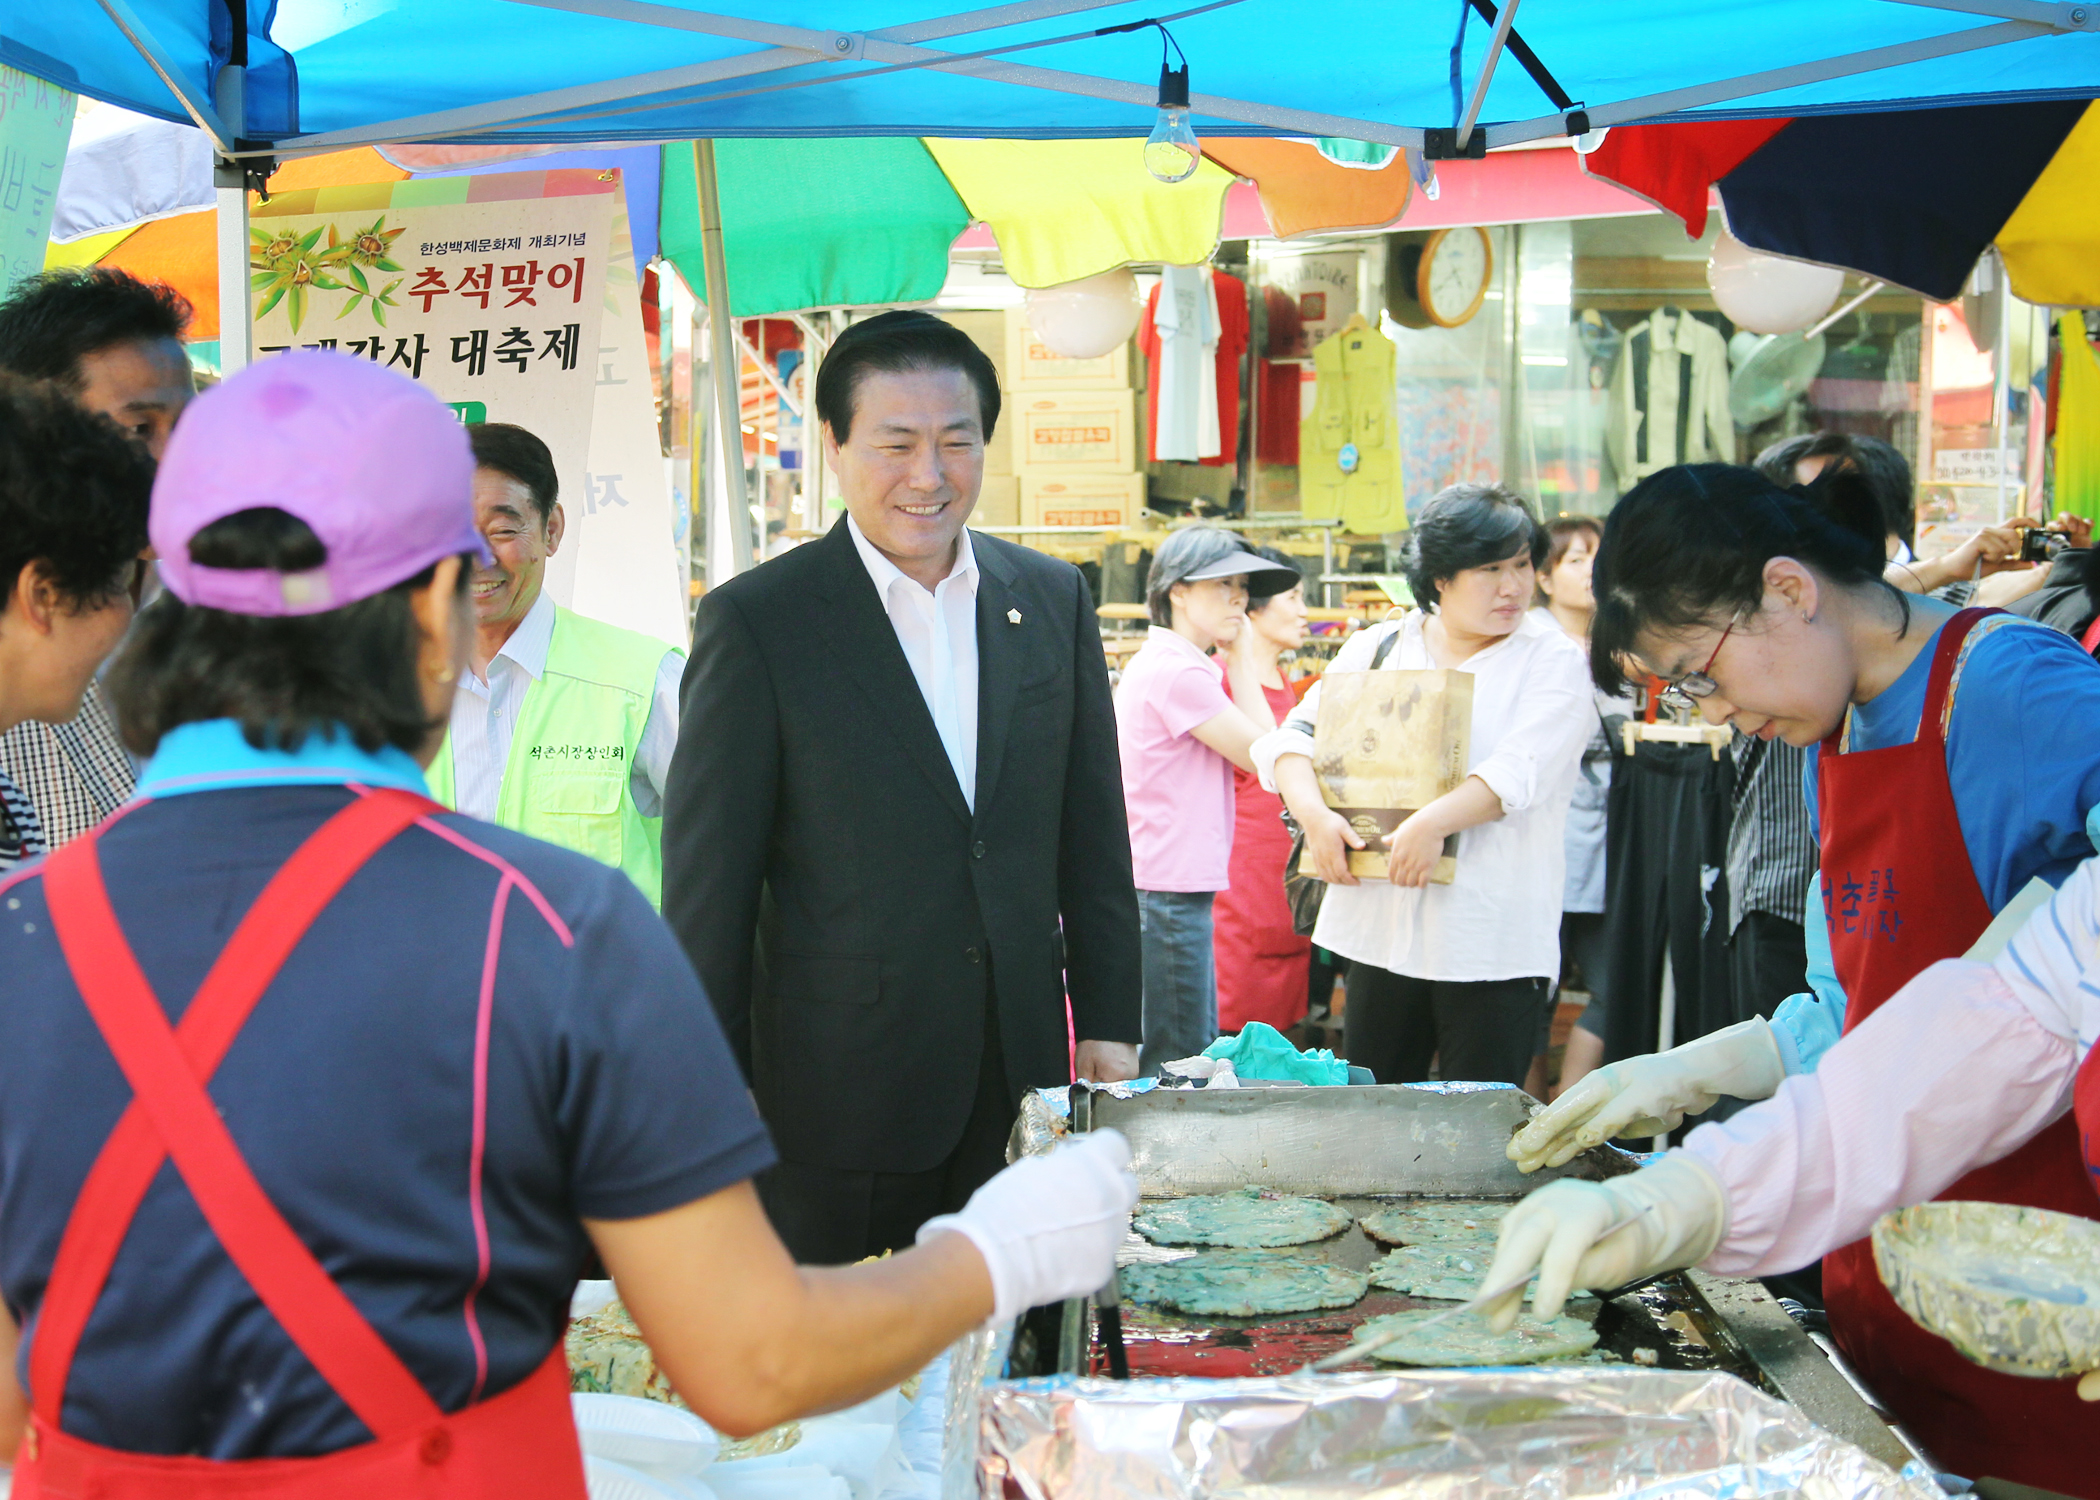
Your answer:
[17,258,2100,1491]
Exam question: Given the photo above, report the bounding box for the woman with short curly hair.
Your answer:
[0,377,152,868]
[1252,483,1593,1087]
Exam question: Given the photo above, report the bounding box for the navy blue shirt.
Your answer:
[0,727,772,1458]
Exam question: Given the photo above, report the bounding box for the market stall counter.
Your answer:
[958,1081,1927,1496]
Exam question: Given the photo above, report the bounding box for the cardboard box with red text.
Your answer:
[1020,470,1146,530]
[1014,388,1138,470]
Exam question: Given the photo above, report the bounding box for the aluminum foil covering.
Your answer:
[975,1368,1943,1499]
[1011,1088,1072,1161]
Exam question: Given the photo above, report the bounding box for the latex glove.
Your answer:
[1506,1018,1786,1173]
[917,1129,1138,1326]
[1478,1153,1728,1331]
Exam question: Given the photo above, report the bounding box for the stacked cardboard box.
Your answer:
[943,310,1019,528]
[1005,308,1145,531]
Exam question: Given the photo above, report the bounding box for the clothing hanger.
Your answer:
[1622,720,1732,760]
[1622,676,1731,758]
[1338,311,1372,334]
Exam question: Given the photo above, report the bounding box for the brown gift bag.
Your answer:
[1298,668,1473,885]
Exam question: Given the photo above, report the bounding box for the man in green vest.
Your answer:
[426,422,684,906]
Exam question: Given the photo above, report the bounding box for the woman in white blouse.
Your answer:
[1255,485,1593,1087]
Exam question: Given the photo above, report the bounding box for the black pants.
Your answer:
[1705,912,1810,1130]
[758,987,1016,1265]
[1600,741,1735,1065]
[1344,964,1549,1087]
[1728,911,1808,1025]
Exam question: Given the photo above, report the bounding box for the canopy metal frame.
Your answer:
[182,0,2100,163]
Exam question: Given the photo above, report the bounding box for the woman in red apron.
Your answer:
[1498,461,2100,1492]
[1213,549,1314,1036]
[0,352,1135,1496]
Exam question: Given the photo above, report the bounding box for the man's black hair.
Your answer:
[0,268,192,387]
[1753,431,1916,551]
[1399,483,1547,613]
[468,421,560,523]
[813,309,1000,445]
[111,506,472,758]
[0,376,153,614]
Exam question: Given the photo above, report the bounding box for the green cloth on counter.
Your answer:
[1204,1022,1351,1085]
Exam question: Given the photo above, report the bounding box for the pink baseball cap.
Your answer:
[152,349,491,616]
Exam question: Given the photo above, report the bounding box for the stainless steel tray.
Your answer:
[1034,1081,1915,1473]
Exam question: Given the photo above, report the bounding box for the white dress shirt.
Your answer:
[1251,609,1593,982]
[847,513,980,809]
[449,590,684,821]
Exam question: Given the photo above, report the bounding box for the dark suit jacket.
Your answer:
[663,518,1141,1174]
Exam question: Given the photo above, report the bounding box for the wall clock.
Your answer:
[1415,226,1494,329]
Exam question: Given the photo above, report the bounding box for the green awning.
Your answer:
[659,138,968,317]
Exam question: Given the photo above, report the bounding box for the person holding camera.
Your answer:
[1761,432,2047,606]
[1506,460,2100,1488]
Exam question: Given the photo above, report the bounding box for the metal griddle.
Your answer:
[1041,1082,1918,1472]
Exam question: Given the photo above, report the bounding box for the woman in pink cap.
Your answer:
[0,352,1135,1499]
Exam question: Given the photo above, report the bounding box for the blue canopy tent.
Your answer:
[14,0,2100,569]
[20,1,2100,152]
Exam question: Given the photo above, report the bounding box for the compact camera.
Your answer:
[2020,527,2072,563]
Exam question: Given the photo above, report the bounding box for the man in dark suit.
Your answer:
[664,310,1142,1264]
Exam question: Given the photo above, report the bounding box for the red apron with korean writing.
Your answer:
[1818,608,2100,1493]
[12,789,589,1500]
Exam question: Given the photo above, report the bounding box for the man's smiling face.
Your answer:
[471,467,562,633]
[825,364,985,586]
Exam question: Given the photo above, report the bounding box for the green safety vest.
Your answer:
[428,604,679,908]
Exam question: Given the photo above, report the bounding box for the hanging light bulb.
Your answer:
[1144,58,1200,184]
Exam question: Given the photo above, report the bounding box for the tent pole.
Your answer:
[213,61,252,374]
[1454,0,1520,152]
[694,139,753,576]
[214,172,252,373]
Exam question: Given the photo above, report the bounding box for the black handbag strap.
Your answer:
[1368,619,1405,671]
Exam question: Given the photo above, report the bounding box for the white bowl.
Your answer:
[1873,1200,2100,1378]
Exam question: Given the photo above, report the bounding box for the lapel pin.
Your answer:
[1008,608,1023,625]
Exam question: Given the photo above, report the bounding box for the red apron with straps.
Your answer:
[11,789,589,1500]
[1817,608,2100,1492]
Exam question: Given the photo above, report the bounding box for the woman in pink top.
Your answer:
[1213,546,1315,1037]
[1114,527,1300,1073]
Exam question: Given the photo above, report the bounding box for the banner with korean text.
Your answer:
[249,169,615,592]
[0,65,74,291]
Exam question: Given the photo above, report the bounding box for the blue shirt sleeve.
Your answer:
[1771,876,1846,1074]
[1943,620,2100,909]
[1783,619,2100,1075]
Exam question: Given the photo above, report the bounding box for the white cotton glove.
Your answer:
[1478,1153,1729,1332]
[917,1129,1139,1326]
[1506,1018,1787,1173]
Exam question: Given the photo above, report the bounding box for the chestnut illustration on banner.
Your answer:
[1706,228,1843,336]
[1024,269,1142,360]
